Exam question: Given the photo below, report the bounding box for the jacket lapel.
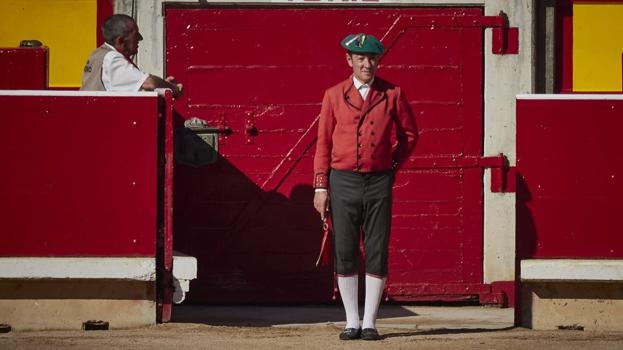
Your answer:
[361,80,386,117]
[343,79,364,111]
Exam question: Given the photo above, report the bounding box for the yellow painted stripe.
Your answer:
[0,0,97,88]
[574,2,623,92]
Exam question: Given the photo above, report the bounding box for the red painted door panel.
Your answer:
[166,7,484,303]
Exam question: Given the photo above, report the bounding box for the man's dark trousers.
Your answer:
[329,169,394,277]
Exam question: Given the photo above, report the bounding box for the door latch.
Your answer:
[174,117,231,167]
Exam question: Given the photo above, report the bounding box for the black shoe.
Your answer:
[361,328,381,341]
[339,328,361,340]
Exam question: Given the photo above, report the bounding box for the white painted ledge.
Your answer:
[521,259,623,282]
[172,251,198,304]
[0,257,156,281]
[517,94,623,100]
[0,89,172,97]
[173,251,197,281]
[0,90,158,97]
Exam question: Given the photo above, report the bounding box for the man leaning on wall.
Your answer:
[80,14,182,96]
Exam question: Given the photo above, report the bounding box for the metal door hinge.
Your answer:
[406,154,515,193]
[479,153,516,193]
[482,11,519,55]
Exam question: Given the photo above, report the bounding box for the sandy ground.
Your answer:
[2,305,623,350]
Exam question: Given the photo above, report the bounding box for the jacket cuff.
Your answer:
[314,173,328,189]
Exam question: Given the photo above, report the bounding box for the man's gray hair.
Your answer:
[102,14,135,45]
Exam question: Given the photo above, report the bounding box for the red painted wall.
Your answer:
[517,96,623,258]
[0,93,160,256]
[97,0,114,46]
[557,0,573,93]
[0,48,47,89]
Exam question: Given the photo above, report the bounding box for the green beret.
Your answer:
[340,33,384,55]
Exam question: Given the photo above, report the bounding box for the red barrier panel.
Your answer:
[516,95,623,258]
[0,91,161,257]
[0,48,48,89]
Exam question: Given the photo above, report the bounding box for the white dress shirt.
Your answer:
[353,75,374,100]
[101,43,149,92]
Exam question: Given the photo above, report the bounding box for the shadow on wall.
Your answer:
[515,171,537,328]
[516,172,537,260]
[172,112,333,304]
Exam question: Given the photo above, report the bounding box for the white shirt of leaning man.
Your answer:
[100,42,149,92]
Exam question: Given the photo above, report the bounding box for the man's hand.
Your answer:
[143,75,183,98]
[165,76,183,97]
[313,191,329,220]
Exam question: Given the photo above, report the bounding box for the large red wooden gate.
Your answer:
[166,6,488,303]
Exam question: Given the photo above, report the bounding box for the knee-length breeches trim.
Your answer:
[329,169,393,276]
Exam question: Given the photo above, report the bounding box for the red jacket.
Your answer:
[313,76,418,188]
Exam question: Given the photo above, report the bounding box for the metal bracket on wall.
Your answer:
[379,11,519,59]
[406,154,515,193]
[174,117,232,167]
[479,154,516,193]
[484,11,519,55]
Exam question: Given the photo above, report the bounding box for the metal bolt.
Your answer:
[82,320,109,331]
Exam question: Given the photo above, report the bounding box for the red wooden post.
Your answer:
[157,91,175,323]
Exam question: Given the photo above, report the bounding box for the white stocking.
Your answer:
[337,275,360,329]
[362,274,386,329]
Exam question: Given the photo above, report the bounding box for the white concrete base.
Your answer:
[0,257,156,281]
[0,254,198,329]
[521,282,623,331]
[521,259,623,331]
[0,257,159,330]
[0,280,156,331]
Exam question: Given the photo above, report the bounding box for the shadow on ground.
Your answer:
[172,304,418,327]
[382,326,516,339]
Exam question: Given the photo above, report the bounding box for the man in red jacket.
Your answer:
[313,33,418,341]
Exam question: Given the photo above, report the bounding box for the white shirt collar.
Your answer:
[353,76,374,99]
[103,42,119,53]
[353,76,374,89]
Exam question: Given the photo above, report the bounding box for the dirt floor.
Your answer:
[2,305,623,350]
